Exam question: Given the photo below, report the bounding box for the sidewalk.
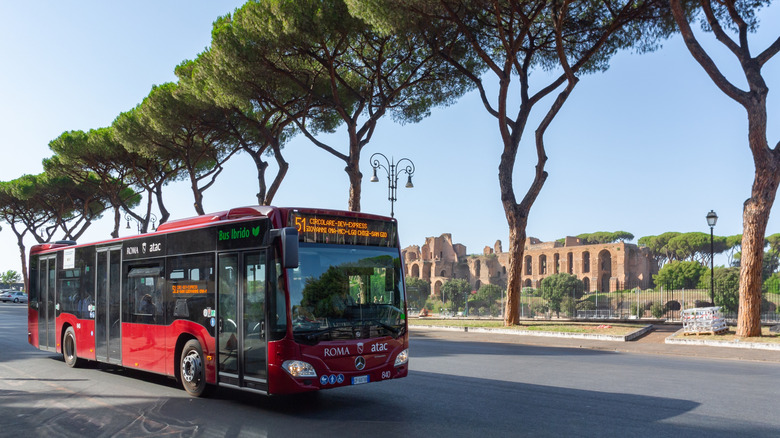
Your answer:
[410,324,780,363]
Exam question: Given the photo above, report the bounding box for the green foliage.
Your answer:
[467,284,504,313]
[725,234,743,267]
[301,266,350,318]
[113,81,240,215]
[726,234,743,248]
[714,267,739,314]
[764,273,780,295]
[529,302,549,318]
[47,128,143,236]
[0,270,21,286]
[474,284,503,303]
[653,260,709,290]
[630,302,646,317]
[441,279,471,311]
[576,231,634,244]
[561,296,577,317]
[522,287,538,296]
[423,298,444,314]
[540,273,584,317]
[212,0,474,210]
[762,248,780,280]
[640,232,728,265]
[405,277,431,309]
[650,302,665,318]
[638,232,680,264]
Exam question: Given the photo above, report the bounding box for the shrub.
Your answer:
[650,302,665,318]
[630,302,647,317]
[530,302,548,318]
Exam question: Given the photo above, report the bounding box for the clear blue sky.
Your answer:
[0,1,778,276]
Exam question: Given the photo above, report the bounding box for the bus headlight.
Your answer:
[394,349,409,366]
[282,360,317,378]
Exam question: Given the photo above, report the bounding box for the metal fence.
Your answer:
[511,283,780,323]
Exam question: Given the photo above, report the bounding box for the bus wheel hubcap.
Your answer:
[182,352,201,383]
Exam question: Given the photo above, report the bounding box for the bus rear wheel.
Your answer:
[63,327,81,368]
[180,339,211,397]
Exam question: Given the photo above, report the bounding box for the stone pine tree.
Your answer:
[352,0,677,325]
[0,173,105,290]
[670,0,780,337]
[110,118,180,227]
[212,0,472,212]
[179,48,307,207]
[45,128,141,237]
[113,82,241,216]
[0,176,54,291]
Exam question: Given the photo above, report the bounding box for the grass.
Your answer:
[410,318,780,344]
[408,318,644,336]
[670,326,780,343]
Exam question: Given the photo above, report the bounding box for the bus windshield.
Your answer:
[288,243,406,344]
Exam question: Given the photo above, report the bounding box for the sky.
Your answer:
[0,1,778,276]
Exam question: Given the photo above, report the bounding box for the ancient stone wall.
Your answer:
[402,234,658,296]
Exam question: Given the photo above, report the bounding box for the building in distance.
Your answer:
[402,234,658,296]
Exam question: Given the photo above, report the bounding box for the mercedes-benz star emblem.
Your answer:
[355,356,366,370]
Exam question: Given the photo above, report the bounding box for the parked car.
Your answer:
[0,290,27,303]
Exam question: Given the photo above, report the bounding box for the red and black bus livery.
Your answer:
[28,206,409,396]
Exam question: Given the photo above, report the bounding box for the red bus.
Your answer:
[28,206,409,396]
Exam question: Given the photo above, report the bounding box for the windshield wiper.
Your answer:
[366,319,404,338]
[297,325,354,341]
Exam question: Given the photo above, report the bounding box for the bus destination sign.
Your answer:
[290,212,396,247]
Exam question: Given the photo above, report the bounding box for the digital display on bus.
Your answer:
[289,211,397,247]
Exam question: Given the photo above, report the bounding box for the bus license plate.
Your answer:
[351,375,370,385]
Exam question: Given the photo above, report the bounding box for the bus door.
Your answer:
[217,251,268,392]
[95,247,122,364]
[37,255,57,352]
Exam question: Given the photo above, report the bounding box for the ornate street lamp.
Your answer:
[126,212,158,234]
[706,210,718,306]
[369,152,415,218]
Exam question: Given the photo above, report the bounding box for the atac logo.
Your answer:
[357,342,364,354]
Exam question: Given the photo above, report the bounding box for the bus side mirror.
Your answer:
[279,227,299,269]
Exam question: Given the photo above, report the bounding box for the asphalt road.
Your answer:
[1,304,779,437]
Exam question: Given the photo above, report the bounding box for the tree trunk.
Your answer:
[736,90,780,336]
[18,237,27,294]
[265,143,289,205]
[346,158,362,212]
[251,150,270,205]
[191,174,205,216]
[737,156,780,336]
[155,186,170,225]
[111,206,121,238]
[669,0,780,337]
[503,207,527,325]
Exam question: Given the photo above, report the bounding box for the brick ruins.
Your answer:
[402,234,658,296]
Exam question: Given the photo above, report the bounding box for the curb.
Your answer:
[410,324,653,342]
[665,329,780,351]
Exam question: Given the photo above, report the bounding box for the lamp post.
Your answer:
[369,152,415,218]
[706,210,718,306]
[126,212,158,234]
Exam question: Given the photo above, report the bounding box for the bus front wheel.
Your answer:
[180,339,210,397]
[63,327,81,368]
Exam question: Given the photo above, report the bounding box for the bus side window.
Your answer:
[269,260,287,341]
[126,266,163,324]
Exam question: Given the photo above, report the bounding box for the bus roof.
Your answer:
[28,206,395,256]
